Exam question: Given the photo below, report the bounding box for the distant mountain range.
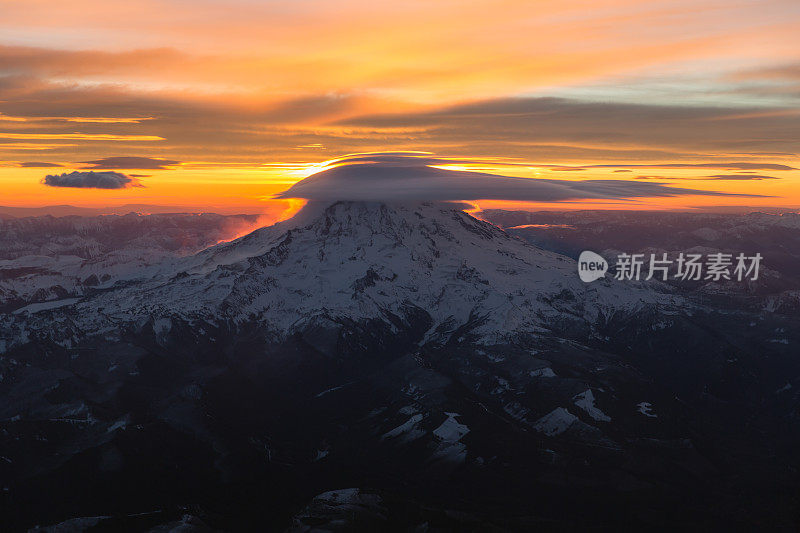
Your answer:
[0,204,268,218]
[483,209,800,314]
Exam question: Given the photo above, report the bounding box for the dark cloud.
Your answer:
[274,154,766,203]
[80,156,181,169]
[19,161,62,167]
[704,174,780,180]
[730,63,800,82]
[337,97,800,163]
[0,74,370,162]
[552,162,796,171]
[717,65,800,103]
[42,171,142,189]
[634,174,779,181]
[0,45,187,78]
[690,205,800,214]
[1,72,798,171]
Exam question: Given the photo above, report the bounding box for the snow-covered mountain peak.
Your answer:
[36,201,663,345]
[190,201,500,274]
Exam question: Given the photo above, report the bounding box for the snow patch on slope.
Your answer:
[534,407,578,436]
[573,389,611,422]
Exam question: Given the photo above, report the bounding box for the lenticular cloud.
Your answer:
[274,154,764,202]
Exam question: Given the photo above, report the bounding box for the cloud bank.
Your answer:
[705,174,780,180]
[274,154,765,203]
[551,163,797,171]
[42,171,142,189]
[19,161,62,168]
[80,156,181,169]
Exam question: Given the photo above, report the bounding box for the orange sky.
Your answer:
[1,0,799,216]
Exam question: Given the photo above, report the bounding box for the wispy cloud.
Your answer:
[704,174,780,180]
[337,97,800,164]
[18,161,61,167]
[634,174,781,181]
[80,156,180,169]
[0,76,798,171]
[0,132,164,141]
[731,62,800,82]
[552,163,796,171]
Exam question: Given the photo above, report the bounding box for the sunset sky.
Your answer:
[1,0,799,215]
